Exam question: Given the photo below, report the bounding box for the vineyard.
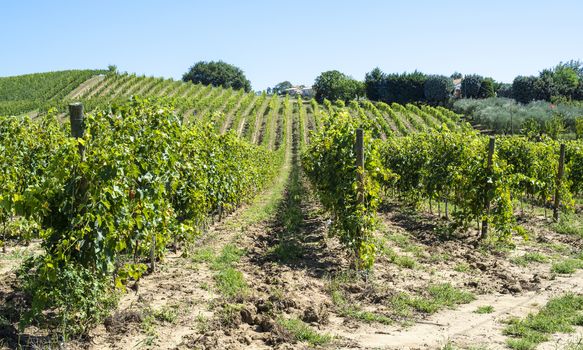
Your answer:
[1,70,583,350]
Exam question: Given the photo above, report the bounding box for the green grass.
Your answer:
[269,240,303,262]
[191,247,215,263]
[564,338,583,350]
[393,254,417,269]
[474,305,494,314]
[140,304,180,342]
[277,317,333,346]
[191,243,248,298]
[211,245,248,298]
[328,277,394,325]
[267,155,307,263]
[511,252,549,267]
[216,303,245,327]
[417,284,474,313]
[553,213,583,238]
[389,284,475,316]
[211,244,245,270]
[454,262,472,272]
[429,252,451,263]
[195,313,210,333]
[379,243,417,269]
[541,242,571,254]
[411,284,475,314]
[385,231,422,254]
[151,305,179,323]
[551,258,583,274]
[503,293,583,350]
[214,267,248,298]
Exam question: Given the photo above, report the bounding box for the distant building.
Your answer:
[453,78,462,98]
[301,87,314,98]
[283,87,303,96]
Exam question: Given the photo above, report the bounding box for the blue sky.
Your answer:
[1,0,582,90]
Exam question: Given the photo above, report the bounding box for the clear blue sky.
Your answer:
[1,0,582,90]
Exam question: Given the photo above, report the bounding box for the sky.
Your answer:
[1,0,582,91]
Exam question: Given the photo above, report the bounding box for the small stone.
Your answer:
[475,262,488,271]
[302,304,330,325]
[240,308,255,325]
[258,317,276,332]
[346,284,364,293]
[531,274,541,284]
[504,280,522,294]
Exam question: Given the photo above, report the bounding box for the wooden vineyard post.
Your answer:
[553,144,566,222]
[69,102,87,205]
[150,230,156,273]
[481,137,495,240]
[354,128,365,268]
[355,129,365,206]
[69,102,85,157]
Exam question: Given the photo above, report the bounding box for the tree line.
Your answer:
[179,59,583,106]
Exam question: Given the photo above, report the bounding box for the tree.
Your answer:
[480,77,496,98]
[182,60,251,92]
[575,81,583,100]
[451,72,463,80]
[384,71,427,104]
[313,70,364,103]
[553,65,580,98]
[272,81,293,95]
[497,83,513,98]
[461,74,483,98]
[534,69,558,101]
[424,75,453,104]
[512,76,538,104]
[364,67,386,101]
[575,117,583,139]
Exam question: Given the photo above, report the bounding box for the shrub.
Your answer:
[182,60,251,92]
[461,74,484,98]
[424,75,454,104]
[513,76,539,104]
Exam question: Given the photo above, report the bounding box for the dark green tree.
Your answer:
[424,75,454,104]
[512,76,538,104]
[272,81,293,95]
[313,70,364,103]
[385,71,427,104]
[533,69,558,101]
[553,64,580,98]
[182,60,251,92]
[479,77,496,98]
[364,67,386,101]
[575,81,583,100]
[450,72,463,79]
[461,74,483,98]
[496,83,513,98]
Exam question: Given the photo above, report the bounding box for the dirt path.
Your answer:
[251,97,271,144]
[66,74,106,99]
[331,269,583,349]
[233,96,259,137]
